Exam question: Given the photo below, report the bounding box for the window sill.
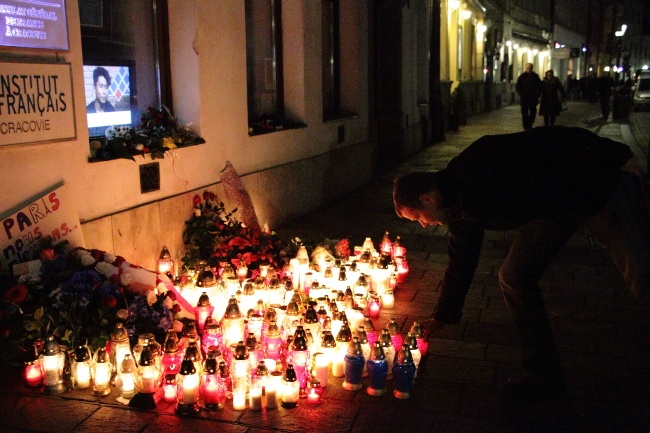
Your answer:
[248,119,308,136]
[323,111,359,123]
[88,140,204,163]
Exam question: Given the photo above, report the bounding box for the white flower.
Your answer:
[173,320,184,332]
[95,261,116,278]
[76,248,92,259]
[104,252,116,264]
[18,274,41,285]
[80,254,96,266]
[105,126,116,139]
[116,309,129,320]
[135,144,144,151]
[114,125,130,137]
[120,273,134,286]
[146,290,158,306]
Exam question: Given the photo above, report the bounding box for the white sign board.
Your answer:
[0,61,76,146]
[0,0,69,50]
[553,47,570,59]
[0,183,85,271]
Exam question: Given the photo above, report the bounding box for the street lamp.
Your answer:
[615,24,627,84]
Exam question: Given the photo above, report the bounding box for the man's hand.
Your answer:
[621,157,644,177]
[422,318,445,339]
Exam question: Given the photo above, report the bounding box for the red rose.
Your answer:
[113,256,126,267]
[203,191,210,201]
[228,237,251,248]
[104,296,118,308]
[166,291,176,301]
[39,248,55,262]
[172,304,181,314]
[4,284,28,304]
[90,249,105,261]
[193,195,202,206]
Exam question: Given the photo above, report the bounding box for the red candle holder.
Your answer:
[367,295,381,318]
[23,360,43,387]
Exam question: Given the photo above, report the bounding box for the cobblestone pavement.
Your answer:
[1,102,649,433]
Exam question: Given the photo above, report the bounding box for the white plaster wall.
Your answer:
[0,0,88,215]
[0,0,372,269]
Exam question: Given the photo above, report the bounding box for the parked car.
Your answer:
[633,72,650,110]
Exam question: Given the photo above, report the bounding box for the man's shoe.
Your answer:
[502,372,566,401]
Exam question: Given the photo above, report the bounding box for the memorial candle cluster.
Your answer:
[20,232,426,413]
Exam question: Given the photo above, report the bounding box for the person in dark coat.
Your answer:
[539,70,566,126]
[393,126,649,400]
[598,73,614,120]
[515,63,543,130]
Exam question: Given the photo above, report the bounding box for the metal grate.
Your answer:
[139,162,160,194]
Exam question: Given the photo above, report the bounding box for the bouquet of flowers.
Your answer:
[0,240,184,366]
[89,105,205,162]
[182,191,298,273]
[181,191,355,282]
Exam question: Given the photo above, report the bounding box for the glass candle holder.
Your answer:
[367,293,381,318]
[281,364,300,408]
[200,357,224,410]
[311,352,329,388]
[39,336,65,394]
[393,343,416,399]
[306,386,321,406]
[91,347,112,396]
[222,297,245,348]
[176,357,200,415]
[342,337,364,391]
[232,378,248,410]
[109,323,132,384]
[163,374,177,402]
[366,341,388,396]
[248,375,264,411]
[137,346,161,394]
[194,292,215,333]
[23,358,43,388]
[119,354,137,399]
[332,324,352,377]
[263,321,283,361]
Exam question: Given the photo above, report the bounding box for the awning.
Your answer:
[512,31,550,46]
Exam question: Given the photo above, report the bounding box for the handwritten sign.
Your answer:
[0,61,76,146]
[0,0,69,50]
[0,183,85,271]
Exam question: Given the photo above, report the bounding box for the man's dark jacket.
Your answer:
[432,126,633,323]
[516,71,542,103]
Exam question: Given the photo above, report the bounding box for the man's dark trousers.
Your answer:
[520,97,538,130]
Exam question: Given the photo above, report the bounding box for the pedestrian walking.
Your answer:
[539,70,566,126]
[598,73,614,120]
[393,126,650,401]
[515,63,542,130]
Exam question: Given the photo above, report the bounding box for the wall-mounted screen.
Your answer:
[0,0,69,50]
[83,62,135,137]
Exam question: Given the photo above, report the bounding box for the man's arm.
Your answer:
[432,219,484,324]
[621,156,645,177]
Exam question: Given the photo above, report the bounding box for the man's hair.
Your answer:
[393,172,438,210]
[93,67,112,86]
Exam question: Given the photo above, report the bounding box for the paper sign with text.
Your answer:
[0,61,76,146]
[0,0,69,50]
[0,183,85,271]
